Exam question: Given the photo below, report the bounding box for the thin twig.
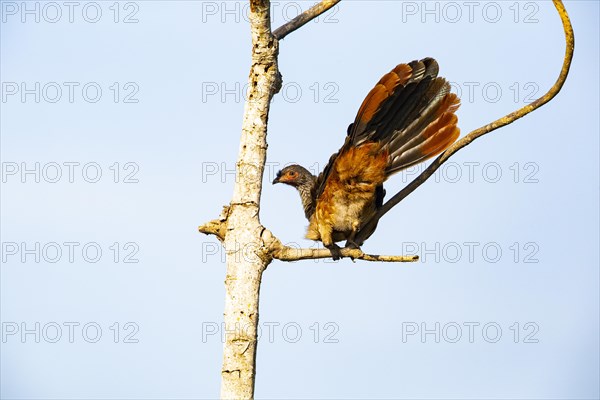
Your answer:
[273,0,341,40]
[355,0,574,245]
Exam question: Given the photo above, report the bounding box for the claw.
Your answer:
[326,243,343,261]
[344,239,361,250]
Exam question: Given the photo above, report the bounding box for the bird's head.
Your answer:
[272,164,314,188]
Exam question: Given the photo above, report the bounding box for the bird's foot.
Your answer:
[325,243,343,261]
[342,241,362,262]
[344,239,361,250]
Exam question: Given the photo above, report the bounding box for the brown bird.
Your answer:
[273,58,460,259]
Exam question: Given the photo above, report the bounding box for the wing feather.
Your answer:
[313,58,460,205]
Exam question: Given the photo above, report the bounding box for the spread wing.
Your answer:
[312,58,460,204]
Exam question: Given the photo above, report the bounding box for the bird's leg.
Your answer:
[344,239,360,249]
[320,226,342,261]
[344,221,362,250]
[325,243,343,261]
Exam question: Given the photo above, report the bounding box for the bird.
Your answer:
[272,58,460,259]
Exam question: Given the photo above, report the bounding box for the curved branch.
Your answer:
[273,0,341,40]
[355,0,574,244]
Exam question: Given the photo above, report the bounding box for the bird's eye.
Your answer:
[289,171,297,177]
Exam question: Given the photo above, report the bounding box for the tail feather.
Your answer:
[387,93,460,174]
[395,112,458,157]
[350,58,439,146]
[386,78,451,152]
[351,64,413,142]
[388,97,458,162]
[346,58,461,178]
[371,59,438,142]
[388,123,460,173]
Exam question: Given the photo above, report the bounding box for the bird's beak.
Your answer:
[272,171,282,184]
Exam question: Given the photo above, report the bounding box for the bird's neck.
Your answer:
[296,178,317,220]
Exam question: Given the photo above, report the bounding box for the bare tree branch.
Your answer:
[273,0,341,40]
[261,229,418,262]
[274,247,419,262]
[355,0,575,245]
[201,219,418,263]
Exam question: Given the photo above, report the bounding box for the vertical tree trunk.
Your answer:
[220,1,280,398]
